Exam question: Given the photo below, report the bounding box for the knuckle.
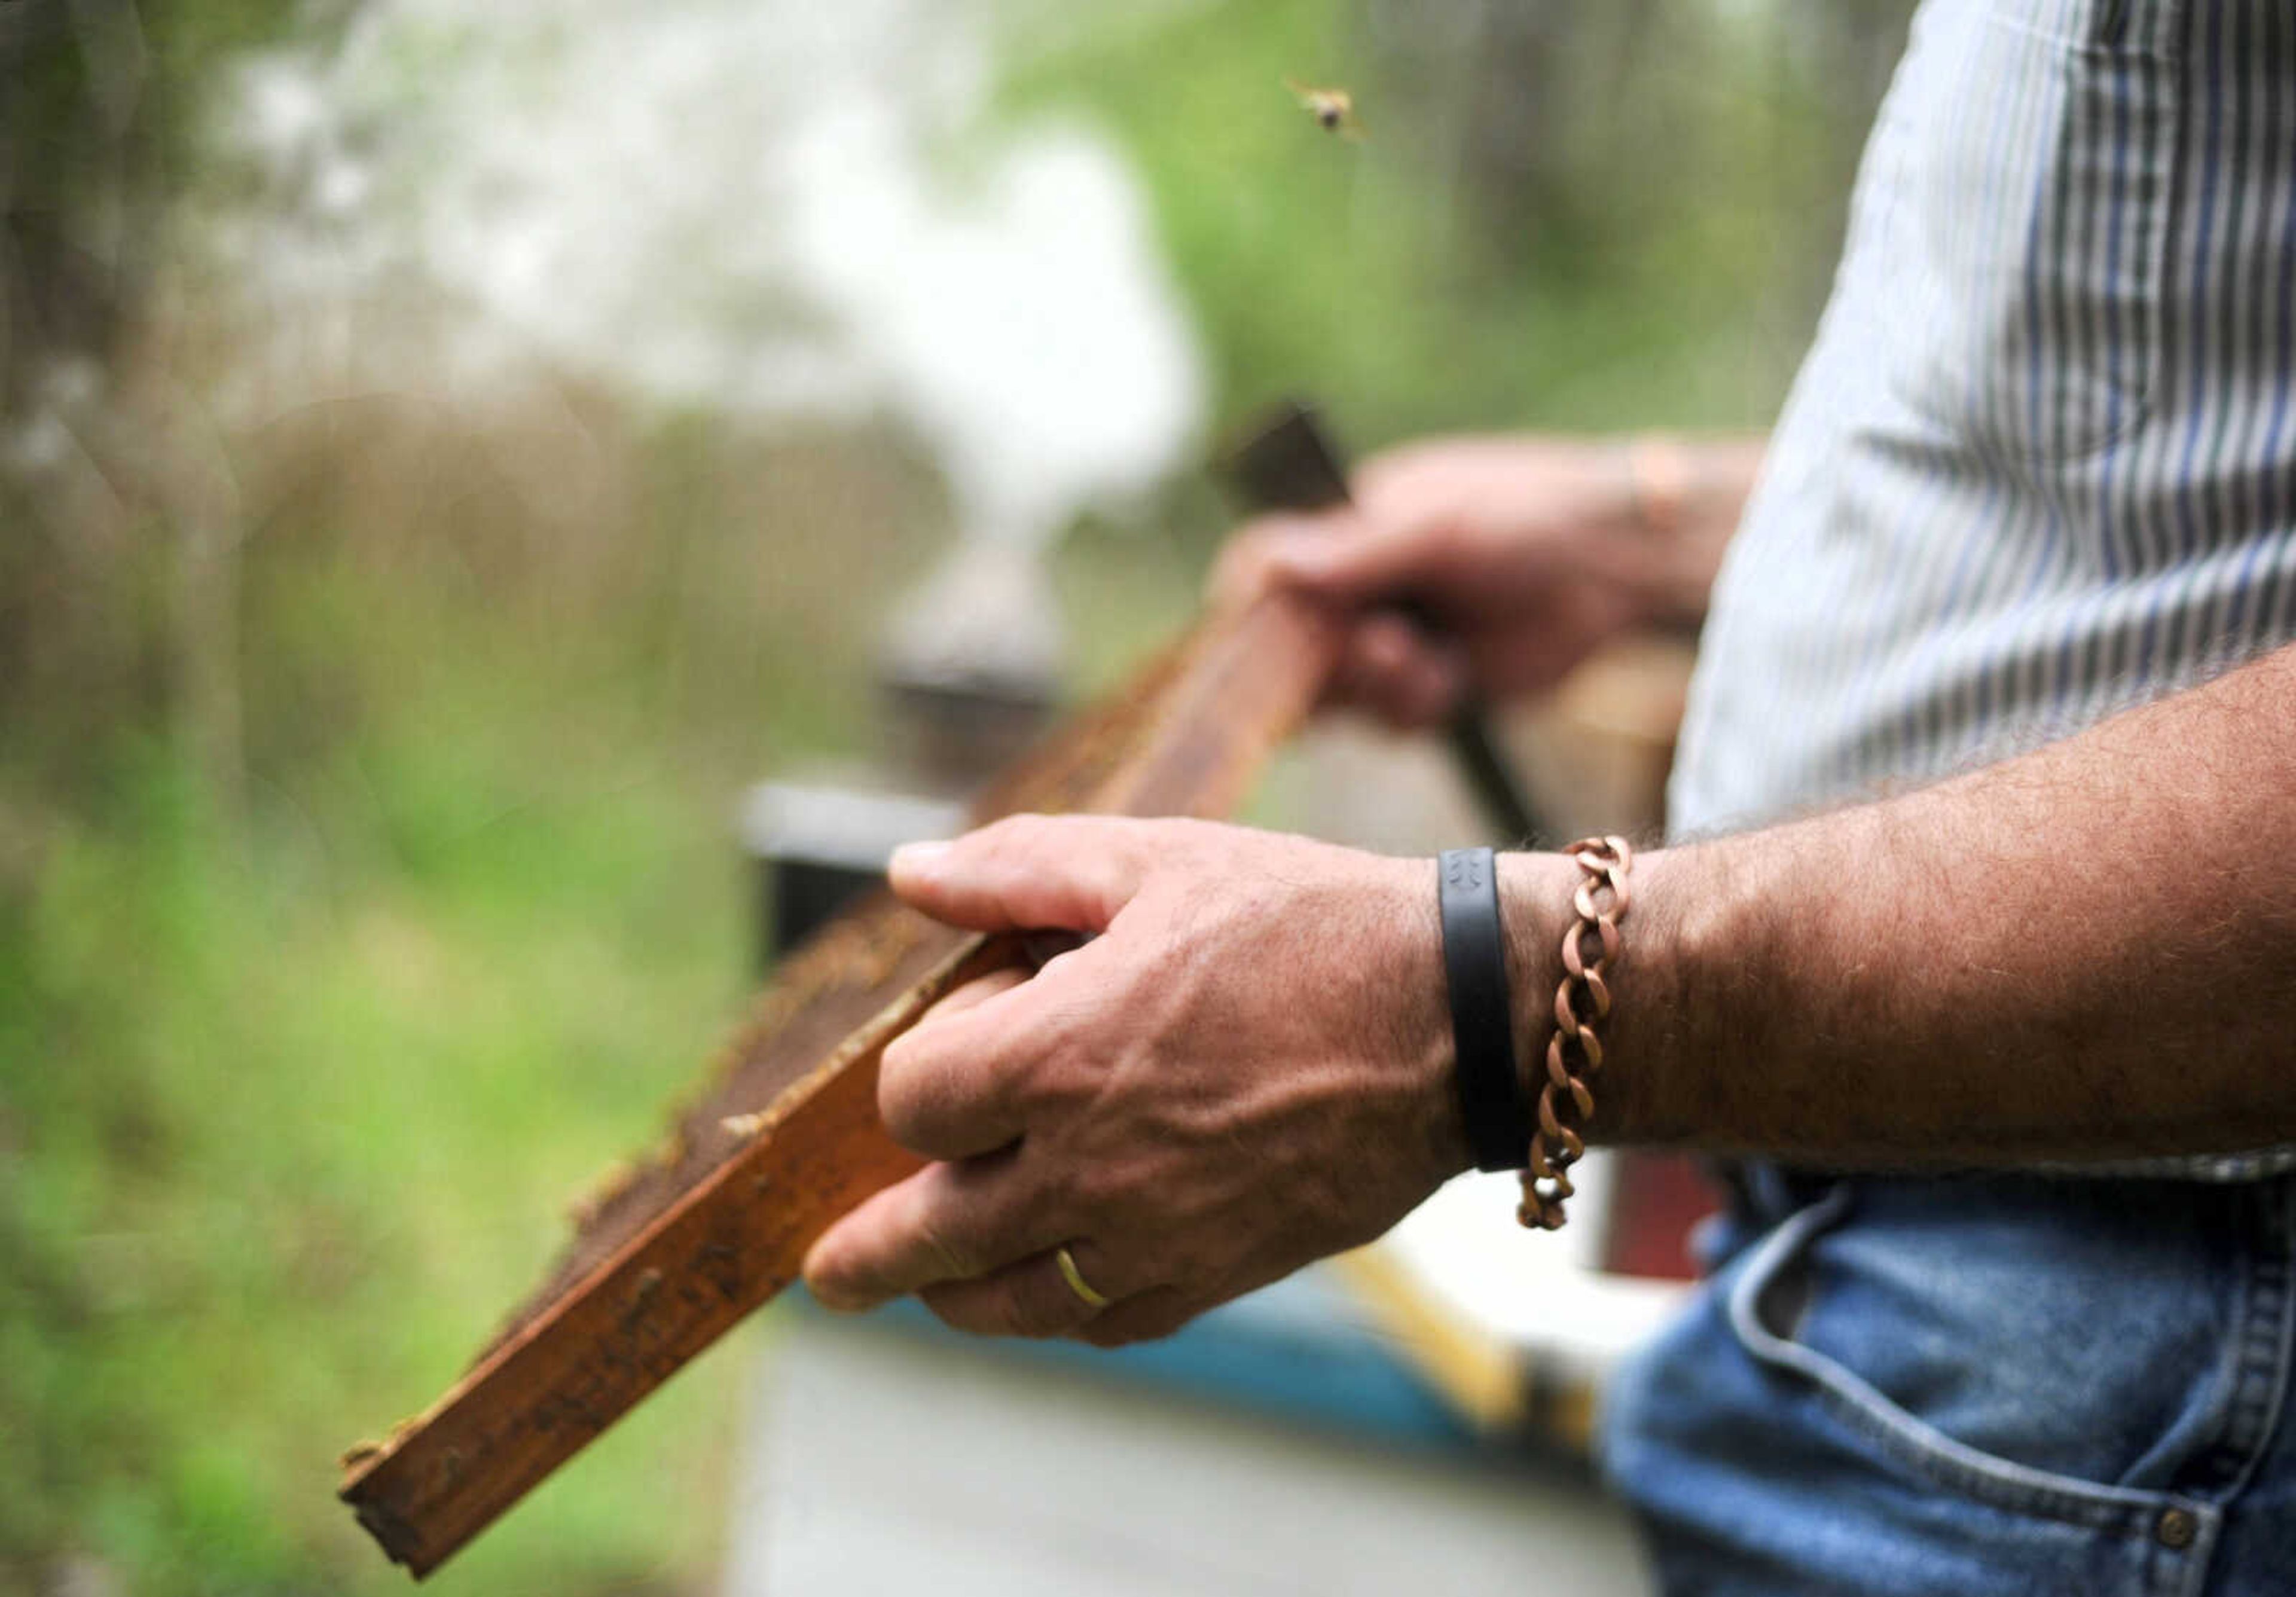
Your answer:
[875,1048,948,1150]
[983,811,1060,860]
[998,1288,1058,1339]
[1062,1163,1116,1222]
[875,1050,923,1132]
[878,1095,932,1154]
[881,1037,1008,1157]
[909,1211,978,1284]
[1216,522,1275,569]
[1352,450,1421,506]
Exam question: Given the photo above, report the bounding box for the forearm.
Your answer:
[1503,642,2296,1166]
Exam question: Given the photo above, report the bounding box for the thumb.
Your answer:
[889,814,1155,933]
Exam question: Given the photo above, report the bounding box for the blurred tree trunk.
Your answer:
[0,0,155,414]
[1352,0,1910,298]
[2,1,153,787]
[0,1,285,814]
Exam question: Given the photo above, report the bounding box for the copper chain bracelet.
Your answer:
[1519,835,1634,1231]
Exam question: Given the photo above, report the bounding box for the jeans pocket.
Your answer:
[1722,1183,2191,1530]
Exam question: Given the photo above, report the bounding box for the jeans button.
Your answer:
[2155,1507,2198,1550]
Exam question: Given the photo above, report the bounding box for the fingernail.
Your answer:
[890,840,950,878]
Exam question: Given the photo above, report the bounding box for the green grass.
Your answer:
[0,715,758,1596]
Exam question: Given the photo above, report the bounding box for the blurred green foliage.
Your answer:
[994,0,1909,450]
[2,1,1907,1592]
[1,727,744,1595]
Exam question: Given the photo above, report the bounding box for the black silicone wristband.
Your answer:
[1438,847,1528,1172]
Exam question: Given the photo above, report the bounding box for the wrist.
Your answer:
[1498,844,1681,1151]
[1605,433,1763,627]
[1496,850,1577,1135]
[1367,854,1476,1184]
[1410,841,1687,1178]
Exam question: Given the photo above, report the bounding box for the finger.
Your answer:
[878,973,1036,1159]
[802,1155,1060,1312]
[1329,615,1468,729]
[916,1239,1131,1340]
[1071,1285,1204,1349]
[1208,511,1355,607]
[889,814,1159,935]
[1231,506,1460,610]
[920,966,1027,1024]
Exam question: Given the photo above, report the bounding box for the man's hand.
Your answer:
[800,815,1471,1346]
[1211,434,1762,729]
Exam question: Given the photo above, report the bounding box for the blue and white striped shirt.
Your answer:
[1668,0,2296,1178]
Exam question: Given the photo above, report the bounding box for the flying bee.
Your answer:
[1285,78,1364,140]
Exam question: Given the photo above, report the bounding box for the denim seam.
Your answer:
[1725,1184,2178,1536]
[2190,1178,2296,1508]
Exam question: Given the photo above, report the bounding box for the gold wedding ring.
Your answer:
[1055,1245,1110,1309]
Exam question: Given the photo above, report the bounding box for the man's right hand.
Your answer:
[1210,433,1762,729]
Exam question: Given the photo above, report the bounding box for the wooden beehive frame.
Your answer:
[337,591,1349,1577]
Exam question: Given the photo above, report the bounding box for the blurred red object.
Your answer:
[1602,1151,1721,1281]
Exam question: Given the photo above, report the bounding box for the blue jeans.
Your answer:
[1601,1169,2296,1595]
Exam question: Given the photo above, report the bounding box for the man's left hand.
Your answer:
[801,815,1471,1345]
